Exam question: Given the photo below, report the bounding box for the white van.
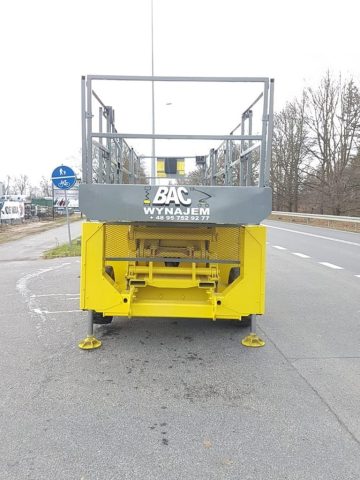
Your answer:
[0,200,25,222]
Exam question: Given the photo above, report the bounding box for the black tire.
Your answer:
[93,266,116,324]
[237,315,251,328]
[227,267,251,327]
[228,267,240,284]
[93,311,113,324]
[105,265,115,280]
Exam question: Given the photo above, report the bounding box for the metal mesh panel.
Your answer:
[213,227,241,262]
[131,226,214,240]
[104,224,133,258]
[104,224,241,264]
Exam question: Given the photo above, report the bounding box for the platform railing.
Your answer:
[81,75,274,188]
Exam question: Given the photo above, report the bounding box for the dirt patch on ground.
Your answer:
[0,216,81,244]
[268,214,360,233]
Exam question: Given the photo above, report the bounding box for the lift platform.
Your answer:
[78,75,274,349]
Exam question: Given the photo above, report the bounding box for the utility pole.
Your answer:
[150,0,156,185]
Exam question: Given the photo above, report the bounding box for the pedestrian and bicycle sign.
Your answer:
[51,165,76,246]
[51,165,76,190]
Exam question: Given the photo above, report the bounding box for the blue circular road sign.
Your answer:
[51,165,77,190]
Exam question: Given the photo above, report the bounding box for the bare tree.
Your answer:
[29,185,41,198]
[13,174,30,195]
[271,93,309,211]
[183,166,206,185]
[40,176,52,197]
[338,149,360,215]
[3,175,13,194]
[304,72,360,214]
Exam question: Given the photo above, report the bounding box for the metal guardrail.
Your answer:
[271,211,360,224]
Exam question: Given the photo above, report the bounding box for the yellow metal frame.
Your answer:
[80,222,266,321]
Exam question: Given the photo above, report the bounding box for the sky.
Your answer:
[1,0,359,185]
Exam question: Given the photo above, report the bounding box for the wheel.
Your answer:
[93,265,116,324]
[237,315,251,328]
[228,267,240,284]
[93,311,113,324]
[227,267,250,327]
[105,265,115,280]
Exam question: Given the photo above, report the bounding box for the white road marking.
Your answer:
[267,225,360,247]
[319,262,344,270]
[16,263,72,337]
[43,309,81,314]
[273,245,287,250]
[30,293,80,298]
[292,252,311,258]
[355,275,360,278]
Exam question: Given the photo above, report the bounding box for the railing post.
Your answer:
[264,79,275,187]
[246,110,253,186]
[259,79,269,188]
[81,76,87,183]
[86,77,93,184]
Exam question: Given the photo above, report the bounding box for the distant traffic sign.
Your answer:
[51,165,76,190]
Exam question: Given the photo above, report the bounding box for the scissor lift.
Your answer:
[78,75,274,349]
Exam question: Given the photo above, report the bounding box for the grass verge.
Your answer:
[43,238,81,259]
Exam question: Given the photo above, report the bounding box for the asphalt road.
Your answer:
[0,220,359,479]
[0,220,83,262]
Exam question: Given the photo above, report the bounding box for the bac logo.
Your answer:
[153,186,191,206]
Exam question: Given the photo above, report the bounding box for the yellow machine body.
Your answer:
[80,222,266,321]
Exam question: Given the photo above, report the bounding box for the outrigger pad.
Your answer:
[78,336,102,350]
[241,333,265,348]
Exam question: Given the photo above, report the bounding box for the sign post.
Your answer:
[51,165,77,246]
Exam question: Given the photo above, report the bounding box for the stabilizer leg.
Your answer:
[241,314,265,348]
[78,311,102,350]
